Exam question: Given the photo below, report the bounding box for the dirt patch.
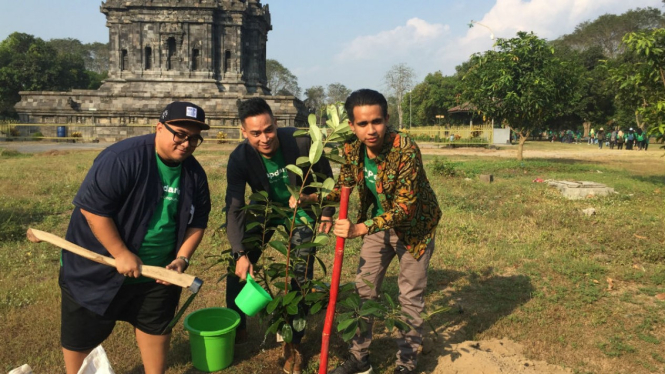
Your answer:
[430,339,572,374]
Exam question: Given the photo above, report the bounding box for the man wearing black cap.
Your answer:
[59,101,211,374]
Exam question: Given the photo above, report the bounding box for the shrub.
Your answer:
[216,131,227,144]
[429,157,458,177]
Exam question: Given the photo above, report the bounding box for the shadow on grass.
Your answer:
[161,270,533,373]
[631,174,665,186]
[0,207,48,242]
[360,270,533,373]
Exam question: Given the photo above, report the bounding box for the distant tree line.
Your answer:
[0,32,109,118]
[403,5,665,145]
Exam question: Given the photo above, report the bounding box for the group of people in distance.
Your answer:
[59,89,440,374]
[596,128,651,151]
[544,127,651,151]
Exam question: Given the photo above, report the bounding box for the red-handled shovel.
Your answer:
[319,186,351,374]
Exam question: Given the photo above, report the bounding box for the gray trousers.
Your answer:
[349,229,434,370]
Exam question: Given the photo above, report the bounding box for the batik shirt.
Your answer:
[326,131,441,259]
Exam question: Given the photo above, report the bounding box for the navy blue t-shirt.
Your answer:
[61,134,210,315]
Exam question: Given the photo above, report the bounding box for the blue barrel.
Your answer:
[57,126,67,137]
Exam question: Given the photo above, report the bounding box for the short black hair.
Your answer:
[344,89,389,123]
[238,97,274,125]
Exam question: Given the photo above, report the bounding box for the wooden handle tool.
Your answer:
[27,228,202,293]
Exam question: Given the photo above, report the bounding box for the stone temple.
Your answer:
[15,0,306,141]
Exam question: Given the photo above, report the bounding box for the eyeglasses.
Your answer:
[162,123,204,147]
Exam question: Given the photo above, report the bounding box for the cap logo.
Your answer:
[186,106,198,118]
[161,109,168,120]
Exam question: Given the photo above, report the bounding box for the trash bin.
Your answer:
[57,126,67,138]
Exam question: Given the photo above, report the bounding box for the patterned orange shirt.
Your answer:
[327,131,441,259]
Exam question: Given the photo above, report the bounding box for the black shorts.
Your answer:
[60,280,181,351]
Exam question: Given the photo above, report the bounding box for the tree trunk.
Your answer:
[396,100,403,130]
[517,130,529,161]
[582,121,591,137]
[635,111,643,130]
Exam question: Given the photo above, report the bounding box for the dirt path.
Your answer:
[427,339,572,374]
[419,143,661,160]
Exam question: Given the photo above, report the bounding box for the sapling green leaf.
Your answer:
[269,241,288,255]
[337,318,356,332]
[309,138,323,164]
[313,235,329,245]
[394,320,412,332]
[307,113,317,127]
[296,156,310,167]
[309,122,322,141]
[245,221,262,231]
[342,321,358,342]
[286,303,299,315]
[266,297,281,314]
[285,164,303,178]
[267,318,284,334]
[327,104,340,128]
[314,255,328,275]
[305,292,325,302]
[281,324,293,343]
[283,291,298,305]
[385,318,395,332]
[293,317,306,332]
[249,191,269,202]
[324,152,346,164]
[384,293,396,308]
[310,302,323,315]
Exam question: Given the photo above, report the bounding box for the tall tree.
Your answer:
[384,63,415,129]
[85,42,110,74]
[553,45,616,134]
[404,71,463,126]
[609,28,665,138]
[326,82,351,104]
[554,7,665,58]
[48,38,109,75]
[266,59,301,97]
[0,33,90,118]
[304,85,326,124]
[462,31,580,160]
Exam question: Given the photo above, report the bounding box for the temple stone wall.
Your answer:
[15,0,307,140]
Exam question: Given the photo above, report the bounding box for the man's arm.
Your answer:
[225,153,254,281]
[225,153,249,255]
[158,227,205,285]
[80,208,142,277]
[335,142,423,238]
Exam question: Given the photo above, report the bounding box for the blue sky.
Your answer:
[1,0,663,97]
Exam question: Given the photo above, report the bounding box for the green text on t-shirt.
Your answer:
[262,149,313,225]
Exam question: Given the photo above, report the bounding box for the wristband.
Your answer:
[177,256,189,270]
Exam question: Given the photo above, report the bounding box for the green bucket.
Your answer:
[234,273,273,317]
[184,307,241,372]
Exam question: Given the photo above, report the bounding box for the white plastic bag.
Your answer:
[8,364,33,374]
[77,345,115,374]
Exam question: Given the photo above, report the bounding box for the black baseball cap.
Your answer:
[160,101,209,130]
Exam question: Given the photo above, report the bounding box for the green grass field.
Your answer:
[0,142,663,373]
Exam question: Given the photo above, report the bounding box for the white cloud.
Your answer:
[463,0,663,43]
[444,0,663,74]
[335,18,449,61]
